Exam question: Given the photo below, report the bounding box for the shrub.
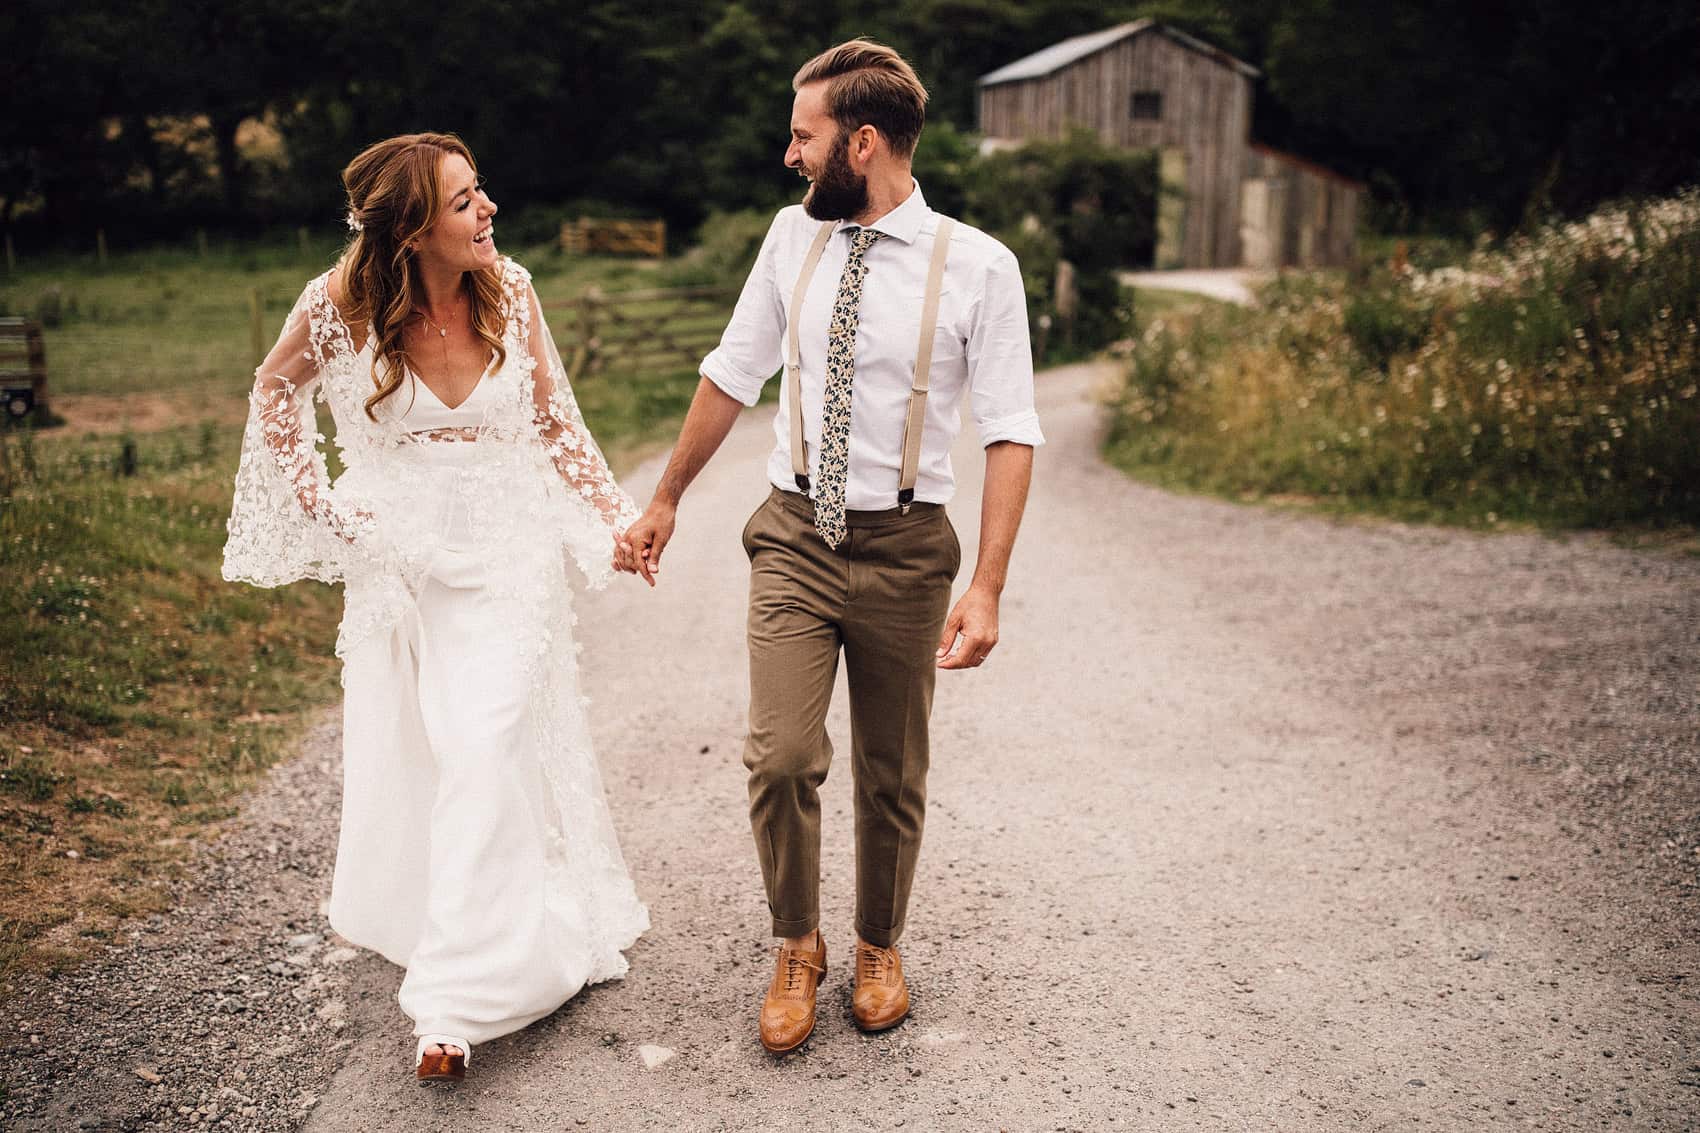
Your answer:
[963,129,1156,357]
[1108,189,1700,527]
[1342,275,1432,371]
[666,208,776,288]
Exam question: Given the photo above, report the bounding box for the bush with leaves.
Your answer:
[1108,190,1700,527]
[962,130,1157,355]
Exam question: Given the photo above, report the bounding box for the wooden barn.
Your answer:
[1239,144,1363,270]
[977,20,1362,270]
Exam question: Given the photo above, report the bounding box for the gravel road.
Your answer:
[5,362,1697,1131]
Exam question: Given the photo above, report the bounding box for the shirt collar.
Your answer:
[837,179,929,245]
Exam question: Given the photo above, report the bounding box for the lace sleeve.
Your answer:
[222,277,370,587]
[521,276,641,532]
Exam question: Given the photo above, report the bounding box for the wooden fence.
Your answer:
[559,218,668,258]
[546,285,735,380]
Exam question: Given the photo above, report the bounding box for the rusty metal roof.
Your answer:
[978,19,1261,86]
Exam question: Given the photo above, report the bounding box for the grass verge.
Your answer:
[0,425,343,975]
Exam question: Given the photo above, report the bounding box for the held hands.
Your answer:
[937,584,1000,670]
[613,499,1007,670]
[613,501,676,588]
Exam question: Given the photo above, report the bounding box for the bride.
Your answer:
[222,132,648,1082]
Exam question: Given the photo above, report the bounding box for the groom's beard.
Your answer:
[801,132,869,221]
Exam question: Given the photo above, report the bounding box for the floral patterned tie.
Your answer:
[814,226,885,549]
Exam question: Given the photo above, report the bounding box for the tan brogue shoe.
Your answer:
[759,933,827,1053]
[851,939,910,1032]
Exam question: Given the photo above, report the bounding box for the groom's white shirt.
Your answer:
[700,182,1044,510]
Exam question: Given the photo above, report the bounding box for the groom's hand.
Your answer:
[620,501,677,587]
[937,584,1000,669]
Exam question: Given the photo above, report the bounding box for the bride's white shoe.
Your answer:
[415,1033,472,1083]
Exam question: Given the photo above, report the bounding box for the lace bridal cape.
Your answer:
[222,256,648,1011]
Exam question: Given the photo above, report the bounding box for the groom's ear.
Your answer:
[849,124,882,168]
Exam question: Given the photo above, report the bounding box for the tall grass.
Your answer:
[1108,191,1700,527]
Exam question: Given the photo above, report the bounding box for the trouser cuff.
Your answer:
[855,919,903,949]
[770,912,817,938]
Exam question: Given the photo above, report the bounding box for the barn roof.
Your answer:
[1249,144,1369,191]
[977,19,1261,86]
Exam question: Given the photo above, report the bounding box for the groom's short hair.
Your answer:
[793,39,928,159]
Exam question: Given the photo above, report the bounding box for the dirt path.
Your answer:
[5,362,1696,1131]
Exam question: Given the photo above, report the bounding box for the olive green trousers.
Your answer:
[740,487,961,948]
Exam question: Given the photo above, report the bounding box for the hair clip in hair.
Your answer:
[345,211,364,233]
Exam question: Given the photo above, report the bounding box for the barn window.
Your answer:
[1130,91,1162,121]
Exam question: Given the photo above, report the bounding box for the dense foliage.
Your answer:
[3,0,1695,244]
[961,130,1157,355]
[1108,191,1700,526]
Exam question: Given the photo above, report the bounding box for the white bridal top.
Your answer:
[395,364,501,433]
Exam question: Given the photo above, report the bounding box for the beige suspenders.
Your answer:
[786,221,835,495]
[786,216,957,513]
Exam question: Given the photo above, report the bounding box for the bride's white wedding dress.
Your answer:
[223,255,647,1046]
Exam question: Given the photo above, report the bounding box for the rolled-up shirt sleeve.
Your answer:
[699,210,789,407]
[967,248,1045,448]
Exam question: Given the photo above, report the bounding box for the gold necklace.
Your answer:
[413,290,465,339]
[410,289,467,388]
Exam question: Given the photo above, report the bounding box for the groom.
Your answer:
[616,38,1042,1052]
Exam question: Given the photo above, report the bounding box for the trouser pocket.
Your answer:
[740,494,771,559]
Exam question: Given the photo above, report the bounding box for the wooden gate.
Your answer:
[0,318,50,423]
[547,285,736,380]
[559,218,668,258]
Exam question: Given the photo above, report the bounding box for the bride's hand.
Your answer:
[617,503,674,588]
[613,528,650,584]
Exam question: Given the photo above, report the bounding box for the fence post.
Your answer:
[26,322,48,422]
[1054,259,1078,355]
[97,228,108,268]
[4,232,14,274]
[578,287,602,378]
[298,227,311,257]
[197,228,209,258]
[249,288,265,369]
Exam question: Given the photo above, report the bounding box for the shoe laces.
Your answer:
[857,943,894,983]
[780,945,823,993]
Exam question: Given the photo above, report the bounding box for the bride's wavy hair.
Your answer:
[338,132,507,420]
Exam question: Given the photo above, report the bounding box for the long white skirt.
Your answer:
[325,440,647,1045]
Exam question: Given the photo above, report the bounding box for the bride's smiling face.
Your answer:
[414,153,498,272]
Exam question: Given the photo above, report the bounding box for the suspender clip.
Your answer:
[897,487,915,515]
[795,473,811,491]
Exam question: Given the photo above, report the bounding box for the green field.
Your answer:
[0,233,691,400]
